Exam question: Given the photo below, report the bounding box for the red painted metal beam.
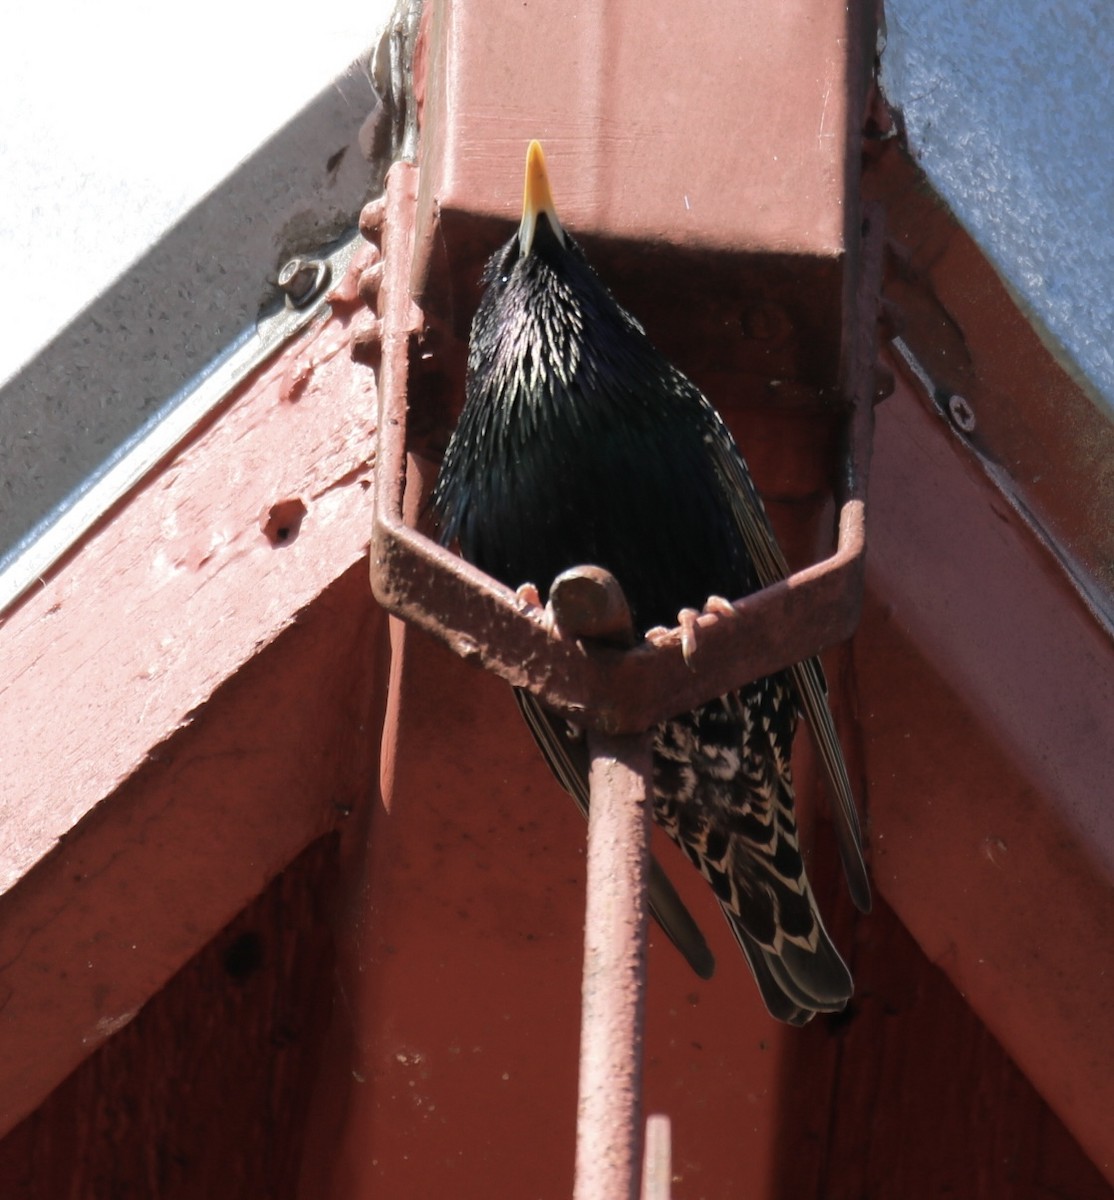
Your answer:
[358,4,884,1197]
[537,568,657,1200]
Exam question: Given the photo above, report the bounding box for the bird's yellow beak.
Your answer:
[519,140,565,256]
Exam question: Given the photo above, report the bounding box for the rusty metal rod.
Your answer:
[574,729,654,1200]
[640,1115,672,1200]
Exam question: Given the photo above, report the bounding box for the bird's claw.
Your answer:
[646,597,738,666]
[703,595,737,618]
[681,596,739,664]
[515,582,543,609]
[678,608,702,667]
[516,582,561,637]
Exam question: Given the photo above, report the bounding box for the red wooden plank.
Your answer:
[307,618,798,1199]
[776,876,1114,1199]
[0,838,343,1200]
[863,125,1114,615]
[0,249,381,1136]
[857,364,1114,1184]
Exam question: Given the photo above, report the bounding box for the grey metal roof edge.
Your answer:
[0,53,384,563]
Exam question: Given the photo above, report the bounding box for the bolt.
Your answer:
[278,257,327,307]
[947,393,976,433]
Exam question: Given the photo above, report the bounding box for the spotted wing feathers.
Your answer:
[698,396,871,914]
[652,682,852,1020]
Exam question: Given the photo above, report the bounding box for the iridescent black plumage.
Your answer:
[431,142,869,1024]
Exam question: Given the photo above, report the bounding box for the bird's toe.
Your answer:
[515,582,543,608]
[678,608,701,666]
[703,595,736,618]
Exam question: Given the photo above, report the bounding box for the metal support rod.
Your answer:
[640,1115,672,1200]
[574,728,654,1200]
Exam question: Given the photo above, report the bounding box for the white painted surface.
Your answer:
[880,0,1114,411]
[1,0,391,386]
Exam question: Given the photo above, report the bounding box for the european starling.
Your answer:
[431,141,870,1024]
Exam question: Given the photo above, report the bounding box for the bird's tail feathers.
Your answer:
[725,906,852,1025]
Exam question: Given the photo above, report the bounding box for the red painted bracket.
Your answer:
[364,160,879,735]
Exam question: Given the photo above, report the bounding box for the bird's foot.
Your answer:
[681,596,740,663]
[645,596,739,667]
[645,607,701,666]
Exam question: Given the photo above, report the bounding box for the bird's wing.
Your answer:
[513,688,716,979]
[704,408,872,913]
[653,690,853,1023]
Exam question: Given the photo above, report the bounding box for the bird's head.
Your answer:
[480,139,577,293]
[472,140,651,399]
[470,141,591,394]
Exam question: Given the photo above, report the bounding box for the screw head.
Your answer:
[947,393,977,433]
